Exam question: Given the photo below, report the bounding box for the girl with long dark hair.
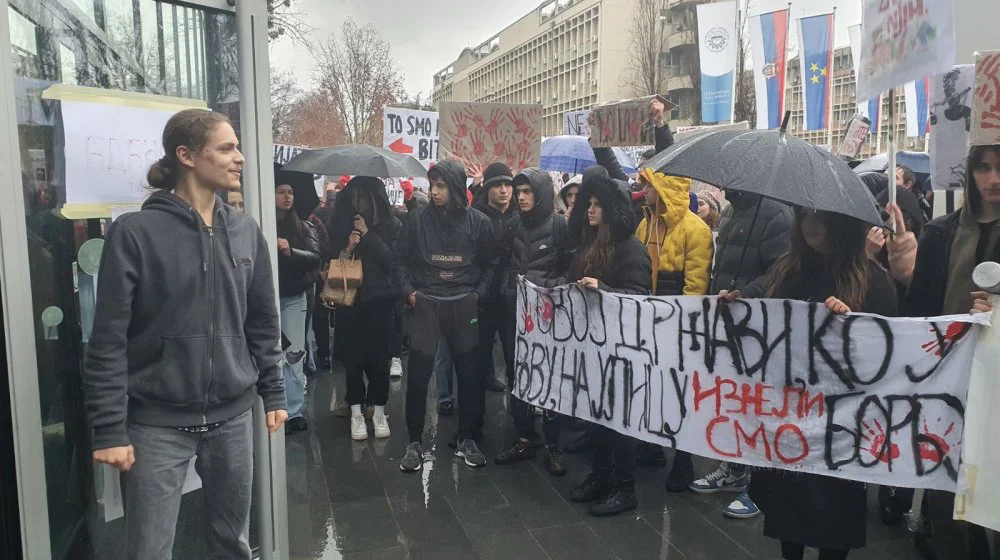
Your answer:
[275,168,320,433]
[722,208,897,560]
[565,174,652,517]
[328,177,402,441]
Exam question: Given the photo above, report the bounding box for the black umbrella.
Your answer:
[283,144,426,179]
[646,115,882,226]
[274,162,320,220]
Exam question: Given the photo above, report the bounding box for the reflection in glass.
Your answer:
[7,0,244,557]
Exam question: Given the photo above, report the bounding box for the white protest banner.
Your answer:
[970,50,1000,147]
[563,110,591,136]
[274,143,325,196]
[383,107,439,169]
[439,102,542,171]
[383,178,406,206]
[514,278,988,490]
[955,304,1000,531]
[857,0,956,102]
[930,65,974,190]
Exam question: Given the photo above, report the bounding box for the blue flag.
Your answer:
[797,14,834,131]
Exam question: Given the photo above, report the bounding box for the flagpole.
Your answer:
[732,0,739,125]
[887,86,897,216]
[826,7,836,151]
[783,2,791,125]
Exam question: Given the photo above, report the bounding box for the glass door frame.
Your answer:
[0,0,288,557]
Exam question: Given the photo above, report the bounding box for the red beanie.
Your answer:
[338,175,351,189]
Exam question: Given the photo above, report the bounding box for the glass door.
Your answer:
[0,0,284,558]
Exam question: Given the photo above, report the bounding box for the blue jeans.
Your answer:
[304,286,316,373]
[123,409,254,559]
[434,338,454,404]
[280,293,309,418]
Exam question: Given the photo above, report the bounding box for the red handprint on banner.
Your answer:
[470,130,487,160]
[975,53,1000,131]
[484,108,503,140]
[918,419,957,463]
[451,112,470,139]
[861,419,900,464]
[522,309,535,333]
[508,109,532,136]
[921,322,969,357]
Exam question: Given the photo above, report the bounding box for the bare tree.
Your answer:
[313,19,405,146]
[281,90,347,147]
[270,67,302,141]
[623,0,668,97]
[267,0,312,46]
[395,91,436,112]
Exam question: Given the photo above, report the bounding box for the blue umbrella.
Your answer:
[541,135,638,175]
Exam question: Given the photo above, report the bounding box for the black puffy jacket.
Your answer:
[473,186,519,303]
[567,174,652,295]
[502,168,572,303]
[710,193,793,297]
[392,160,496,300]
[277,216,320,297]
[329,176,403,303]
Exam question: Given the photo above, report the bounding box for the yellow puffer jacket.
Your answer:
[635,169,714,296]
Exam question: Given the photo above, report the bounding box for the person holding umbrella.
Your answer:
[328,176,402,441]
[275,166,321,433]
[394,160,496,472]
[720,207,898,560]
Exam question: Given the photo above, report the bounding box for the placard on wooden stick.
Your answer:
[588,95,677,148]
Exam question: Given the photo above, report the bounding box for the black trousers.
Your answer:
[312,280,331,360]
[479,298,513,385]
[405,293,483,443]
[925,490,998,560]
[591,425,635,483]
[388,299,405,358]
[336,298,394,406]
[780,542,848,560]
[505,311,560,443]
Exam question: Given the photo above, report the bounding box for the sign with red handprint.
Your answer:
[971,50,1000,146]
[589,95,677,148]
[439,102,542,172]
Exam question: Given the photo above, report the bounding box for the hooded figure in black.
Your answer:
[495,168,574,475]
[565,172,652,517]
[328,176,402,440]
[393,160,496,472]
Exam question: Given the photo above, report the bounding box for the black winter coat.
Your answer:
[751,258,897,551]
[393,160,495,301]
[474,193,519,303]
[502,168,572,303]
[567,175,651,295]
[277,216,320,297]
[329,176,403,303]
[710,193,794,296]
[905,210,961,317]
[593,124,675,181]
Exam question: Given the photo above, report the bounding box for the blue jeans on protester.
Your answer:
[281,292,309,418]
[434,338,454,404]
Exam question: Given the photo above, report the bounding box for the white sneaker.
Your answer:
[373,414,391,439]
[350,414,368,441]
[389,357,403,378]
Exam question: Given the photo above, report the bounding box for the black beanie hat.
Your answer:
[482,162,514,188]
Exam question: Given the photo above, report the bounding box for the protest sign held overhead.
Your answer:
[588,95,676,148]
[439,102,542,171]
[383,107,440,169]
[837,114,872,159]
[930,64,974,190]
[857,0,957,102]
[514,278,989,491]
[563,110,591,137]
[971,50,1000,147]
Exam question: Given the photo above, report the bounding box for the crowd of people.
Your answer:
[80,105,1000,560]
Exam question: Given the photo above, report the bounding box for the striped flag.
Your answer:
[749,9,790,129]
[797,13,835,131]
[905,78,930,137]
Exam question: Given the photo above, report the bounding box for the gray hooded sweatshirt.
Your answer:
[83,191,285,451]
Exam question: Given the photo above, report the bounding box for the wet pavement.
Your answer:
[285,357,928,560]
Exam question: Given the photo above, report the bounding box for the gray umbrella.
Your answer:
[283,144,426,178]
[645,126,883,226]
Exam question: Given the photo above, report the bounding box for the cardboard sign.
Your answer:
[838,114,873,159]
[930,64,974,190]
[563,110,591,136]
[971,50,1000,146]
[383,107,440,169]
[857,0,957,101]
[589,95,677,148]
[439,102,542,171]
[515,278,989,490]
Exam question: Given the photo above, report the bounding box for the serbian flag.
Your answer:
[797,13,835,131]
[905,78,931,138]
[749,10,789,129]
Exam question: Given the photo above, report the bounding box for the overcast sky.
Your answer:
[270,0,863,98]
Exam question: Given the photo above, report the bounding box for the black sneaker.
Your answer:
[495,440,536,465]
[636,442,666,468]
[666,452,694,493]
[437,401,455,417]
[564,432,592,454]
[399,442,424,472]
[569,472,613,503]
[590,484,638,517]
[455,439,487,468]
[543,445,567,477]
[284,416,308,434]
